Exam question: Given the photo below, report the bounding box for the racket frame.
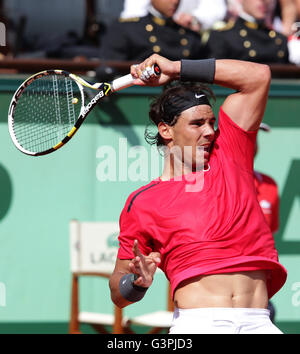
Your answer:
[8,64,160,156]
[8,69,111,156]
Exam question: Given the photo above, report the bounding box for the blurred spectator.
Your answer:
[227,0,276,26]
[289,0,300,65]
[228,0,300,36]
[174,0,227,31]
[254,123,279,323]
[98,0,205,63]
[273,0,298,36]
[120,0,227,32]
[254,123,280,236]
[205,0,289,63]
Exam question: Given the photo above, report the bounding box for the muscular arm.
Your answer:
[131,54,271,132]
[214,59,271,131]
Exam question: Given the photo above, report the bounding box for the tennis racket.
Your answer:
[8,64,161,156]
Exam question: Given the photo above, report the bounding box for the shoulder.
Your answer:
[118,13,154,24]
[203,19,236,45]
[108,16,144,31]
[113,16,142,30]
[125,180,161,213]
[210,19,236,35]
[118,16,142,24]
[215,19,236,32]
[113,14,157,33]
[103,17,140,36]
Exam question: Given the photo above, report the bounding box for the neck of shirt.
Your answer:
[149,5,166,19]
[239,11,257,23]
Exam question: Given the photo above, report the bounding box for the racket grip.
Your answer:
[111,73,134,92]
[111,64,161,92]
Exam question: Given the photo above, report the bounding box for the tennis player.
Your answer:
[109,54,287,334]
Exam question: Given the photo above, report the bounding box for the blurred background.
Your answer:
[0,0,300,334]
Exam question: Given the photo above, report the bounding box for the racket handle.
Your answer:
[111,74,134,92]
[111,64,161,92]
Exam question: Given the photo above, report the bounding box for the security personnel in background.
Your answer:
[98,0,205,62]
[254,123,280,237]
[254,122,279,323]
[204,0,289,64]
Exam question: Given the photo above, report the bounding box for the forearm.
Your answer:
[180,58,270,93]
[134,54,270,93]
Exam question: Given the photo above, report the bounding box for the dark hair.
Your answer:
[144,81,216,148]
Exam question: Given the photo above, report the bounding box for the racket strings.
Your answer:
[12,74,82,153]
[65,78,77,127]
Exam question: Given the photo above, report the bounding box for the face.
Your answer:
[151,0,180,18]
[162,105,216,172]
[242,0,273,20]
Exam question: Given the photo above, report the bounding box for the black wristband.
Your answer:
[180,58,216,84]
[119,273,148,302]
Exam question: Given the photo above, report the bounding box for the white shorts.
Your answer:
[169,307,283,334]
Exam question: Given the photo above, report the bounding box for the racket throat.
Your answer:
[82,83,111,115]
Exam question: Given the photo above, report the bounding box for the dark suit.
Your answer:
[99,13,205,61]
[205,17,289,64]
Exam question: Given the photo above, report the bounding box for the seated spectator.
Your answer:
[205,0,289,63]
[120,0,227,32]
[254,123,280,236]
[254,123,279,324]
[98,0,205,63]
[174,0,227,32]
[228,0,299,36]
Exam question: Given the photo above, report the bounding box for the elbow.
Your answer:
[239,63,271,93]
[245,64,271,93]
[111,295,125,309]
[110,291,128,309]
[262,64,271,83]
[257,64,271,89]
[109,276,129,309]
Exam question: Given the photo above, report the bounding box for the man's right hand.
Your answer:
[130,54,181,87]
